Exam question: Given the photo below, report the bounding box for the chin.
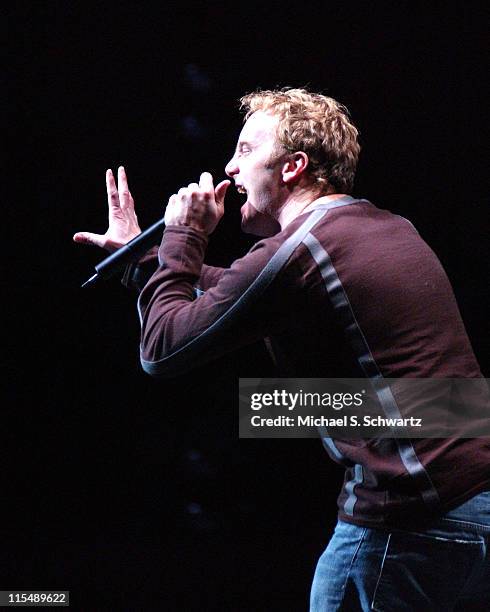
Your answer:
[240,202,281,237]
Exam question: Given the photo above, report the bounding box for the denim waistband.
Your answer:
[437,490,490,534]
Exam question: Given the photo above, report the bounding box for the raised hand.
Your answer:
[73,166,141,252]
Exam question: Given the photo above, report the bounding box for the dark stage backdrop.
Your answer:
[6,2,489,610]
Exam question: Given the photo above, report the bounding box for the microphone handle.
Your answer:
[82,217,166,288]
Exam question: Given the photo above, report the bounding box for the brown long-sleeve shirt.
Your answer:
[129,198,490,527]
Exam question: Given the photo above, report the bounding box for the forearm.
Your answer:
[137,225,211,376]
[198,264,227,291]
[122,246,227,293]
[121,246,159,291]
[137,226,275,378]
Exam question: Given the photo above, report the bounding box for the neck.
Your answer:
[276,189,347,230]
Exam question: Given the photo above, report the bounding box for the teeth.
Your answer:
[237,186,247,194]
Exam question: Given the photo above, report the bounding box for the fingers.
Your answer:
[199,171,214,193]
[118,166,133,211]
[164,194,178,225]
[73,232,106,248]
[164,174,230,233]
[106,166,134,212]
[106,169,120,211]
[176,176,212,202]
[214,179,231,205]
[166,194,177,209]
[174,175,231,208]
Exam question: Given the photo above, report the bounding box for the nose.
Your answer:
[225,156,238,178]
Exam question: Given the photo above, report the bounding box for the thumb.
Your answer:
[73,232,106,248]
[214,180,231,205]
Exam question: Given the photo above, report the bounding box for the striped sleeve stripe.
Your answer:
[303,232,440,511]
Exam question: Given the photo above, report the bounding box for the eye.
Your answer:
[237,144,251,156]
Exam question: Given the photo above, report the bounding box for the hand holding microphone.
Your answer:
[164,172,230,235]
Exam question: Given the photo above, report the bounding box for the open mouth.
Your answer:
[236,185,247,195]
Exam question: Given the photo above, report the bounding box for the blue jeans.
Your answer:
[310,491,490,611]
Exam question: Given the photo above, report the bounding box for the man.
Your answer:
[74,88,490,610]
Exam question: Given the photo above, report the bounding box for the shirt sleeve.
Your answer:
[137,225,286,378]
[121,247,227,293]
[121,246,159,291]
[198,264,227,291]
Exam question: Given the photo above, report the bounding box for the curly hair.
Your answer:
[239,88,361,194]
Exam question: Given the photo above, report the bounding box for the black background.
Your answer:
[6,2,489,610]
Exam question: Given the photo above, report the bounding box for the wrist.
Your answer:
[160,224,209,274]
[166,221,210,237]
[163,224,210,242]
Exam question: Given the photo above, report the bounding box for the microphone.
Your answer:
[81,217,166,288]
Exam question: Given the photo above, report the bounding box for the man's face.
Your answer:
[225,111,284,236]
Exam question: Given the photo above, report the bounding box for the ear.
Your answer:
[281,152,309,184]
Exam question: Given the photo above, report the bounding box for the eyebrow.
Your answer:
[237,140,253,150]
